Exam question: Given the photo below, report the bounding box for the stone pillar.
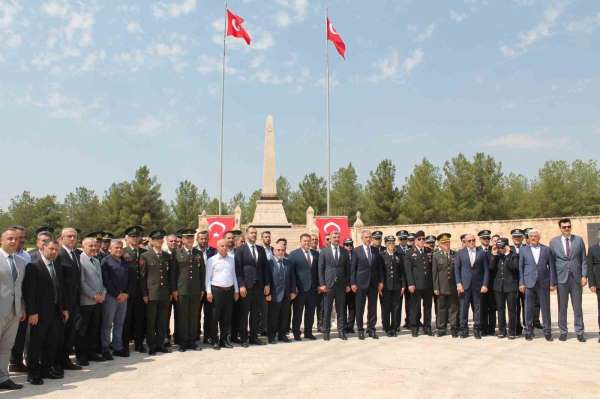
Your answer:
[352,211,364,243]
[261,115,277,199]
[234,205,242,229]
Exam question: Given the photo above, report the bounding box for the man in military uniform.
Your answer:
[424,235,436,251]
[140,230,173,355]
[122,226,147,353]
[405,231,434,337]
[97,232,113,261]
[395,230,410,330]
[371,231,385,254]
[478,230,496,336]
[432,233,458,337]
[510,228,527,335]
[171,229,205,351]
[342,238,356,334]
[381,235,404,337]
[195,230,216,343]
[490,238,519,339]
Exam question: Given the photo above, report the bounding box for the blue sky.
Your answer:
[0,0,599,209]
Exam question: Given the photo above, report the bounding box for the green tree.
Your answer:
[171,181,204,228]
[244,189,261,224]
[402,158,446,223]
[63,187,103,234]
[503,173,531,219]
[331,163,363,220]
[0,209,12,231]
[101,182,131,235]
[363,160,401,225]
[8,192,63,241]
[122,166,169,231]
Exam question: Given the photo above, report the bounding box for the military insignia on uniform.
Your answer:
[139,259,145,267]
[412,253,417,257]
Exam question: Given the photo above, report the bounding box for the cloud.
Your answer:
[513,0,536,6]
[81,49,106,72]
[565,12,600,34]
[41,1,95,48]
[402,48,424,74]
[130,115,172,136]
[0,0,23,58]
[274,0,308,27]
[500,1,567,57]
[152,0,197,18]
[16,85,101,121]
[485,133,570,149]
[368,48,424,83]
[127,20,143,35]
[113,49,145,72]
[449,10,467,23]
[415,23,436,42]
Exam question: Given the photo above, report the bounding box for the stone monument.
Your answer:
[251,115,292,228]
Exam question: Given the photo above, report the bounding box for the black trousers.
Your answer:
[480,291,497,335]
[201,298,213,341]
[76,304,102,358]
[404,291,412,325]
[268,298,291,338]
[344,291,356,332]
[459,287,482,332]
[146,300,169,350]
[176,295,201,347]
[316,293,324,331]
[436,294,459,332]
[596,290,600,334]
[239,285,263,342]
[495,290,518,336]
[292,290,317,336]
[59,306,78,365]
[525,284,551,335]
[123,295,146,347]
[382,289,402,332]
[410,289,432,329]
[323,284,346,333]
[211,286,234,341]
[10,320,28,365]
[396,291,404,331]
[355,285,379,332]
[28,307,61,377]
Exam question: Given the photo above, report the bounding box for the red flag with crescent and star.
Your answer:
[327,17,346,59]
[314,216,350,248]
[227,9,251,45]
[207,216,236,248]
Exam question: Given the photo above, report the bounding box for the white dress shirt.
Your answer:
[530,245,541,264]
[205,253,239,294]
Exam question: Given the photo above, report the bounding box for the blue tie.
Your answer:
[8,255,17,282]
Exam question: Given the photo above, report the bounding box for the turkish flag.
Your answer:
[207,216,236,248]
[227,9,251,45]
[314,216,350,248]
[327,17,346,59]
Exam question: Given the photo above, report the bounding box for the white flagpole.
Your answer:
[218,1,228,215]
[325,7,331,216]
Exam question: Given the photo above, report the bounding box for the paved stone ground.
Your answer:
[3,292,600,399]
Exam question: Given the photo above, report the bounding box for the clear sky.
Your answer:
[1,0,598,209]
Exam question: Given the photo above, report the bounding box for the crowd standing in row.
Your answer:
[0,217,599,390]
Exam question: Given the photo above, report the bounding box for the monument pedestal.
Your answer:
[251,199,292,228]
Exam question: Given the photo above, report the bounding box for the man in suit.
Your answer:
[195,230,216,343]
[351,230,384,340]
[265,243,296,343]
[342,238,356,334]
[0,228,26,390]
[490,238,519,339]
[56,227,83,371]
[259,231,273,336]
[122,225,147,353]
[381,235,404,337]
[318,230,351,340]
[519,229,556,341]
[432,233,458,337]
[235,226,270,347]
[76,237,106,366]
[171,229,205,351]
[405,231,434,337]
[24,238,68,385]
[454,233,490,339]
[549,218,588,342]
[587,229,600,343]
[289,233,319,340]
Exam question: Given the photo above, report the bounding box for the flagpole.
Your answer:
[325,7,331,217]
[219,1,228,215]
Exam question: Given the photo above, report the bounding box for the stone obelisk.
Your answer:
[251,115,292,227]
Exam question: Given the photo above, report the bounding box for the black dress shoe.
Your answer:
[459,331,468,339]
[293,334,302,341]
[62,360,83,370]
[323,333,330,341]
[370,331,379,339]
[250,338,266,346]
[358,331,366,340]
[220,340,233,349]
[113,349,130,357]
[268,337,276,344]
[178,346,186,352]
[508,335,516,340]
[136,345,147,353]
[188,343,199,350]
[212,343,220,350]
[241,341,249,348]
[88,353,105,362]
[305,334,317,340]
[231,337,242,344]
[497,333,506,339]
[386,331,394,337]
[279,335,291,343]
[425,329,434,337]
[0,379,23,390]
[76,357,89,366]
[27,376,44,386]
[103,351,114,361]
[157,346,171,353]
[42,369,63,380]
[8,363,27,373]
[545,334,554,342]
[436,330,446,337]
[559,334,567,341]
[346,328,355,334]
[577,335,586,343]
[474,331,482,339]
[339,332,347,340]
[525,334,533,341]
[411,329,418,337]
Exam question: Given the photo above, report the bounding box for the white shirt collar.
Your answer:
[41,254,52,266]
[0,248,11,258]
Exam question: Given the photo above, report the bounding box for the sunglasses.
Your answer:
[561,225,572,229]
[466,239,476,243]
[416,237,424,241]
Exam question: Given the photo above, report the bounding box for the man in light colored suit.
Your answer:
[549,218,588,342]
[519,229,556,341]
[0,227,27,390]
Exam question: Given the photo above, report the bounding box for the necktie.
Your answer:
[8,255,17,282]
[305,250,311,265]
[251,245,257,262]
[70,250,80,271]
[469,249,475,266]
[366,247,372,263]
[48,261,59,303]
[334,246,338,262]
[566,237,571,257]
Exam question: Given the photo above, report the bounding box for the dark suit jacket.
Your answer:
[266,258,296,303]
[489,253,519,292]
[519,244,556,288]
[588,244,600,288]
[454,247,489,290]
[405,247,433,290]
[235,243,268,289]
[28,249,41,264]
[289,248,319,293]
[57,247,81,312]
[351,245,384,290]
[318,245,350,289]
[23,258,65,320]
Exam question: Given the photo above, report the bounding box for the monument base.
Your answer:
[250,199,292,228]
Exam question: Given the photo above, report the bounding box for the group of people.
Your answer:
[0,217,599,391]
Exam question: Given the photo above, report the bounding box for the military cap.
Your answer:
[124,225,144,237]
[496,237,510,248]
[35,226,54,235]
[478,230,492,239]
[9,224,25,230]
[384,235,396,244]
[523,228,533,238]
[371,230,383,240]
[178,228,196,237]
[407,233,416,240]
[85,231,105,240]
[425,235,436,244]
[101,231,114,241]
[230,229,242,237]
[149,229,166,240]
[343,238,354,246]
[511,228,524,237]
[437,233,451,243]
[415,230,425,238]
[396,230,409,239]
